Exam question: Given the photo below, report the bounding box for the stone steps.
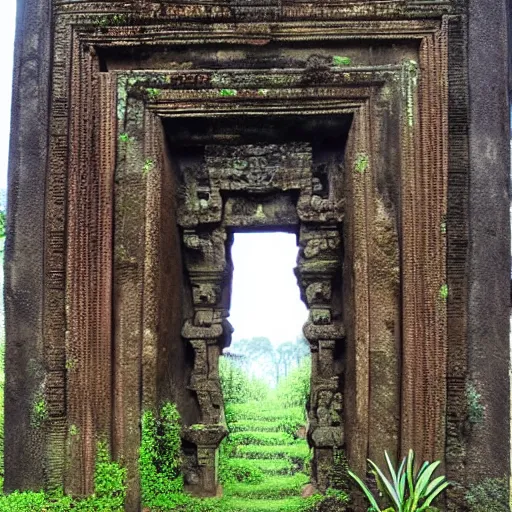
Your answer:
[220,399,310,512]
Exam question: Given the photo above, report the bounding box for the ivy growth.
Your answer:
[139,403,188,510]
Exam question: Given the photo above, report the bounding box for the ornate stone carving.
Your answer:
[177,137,345,493]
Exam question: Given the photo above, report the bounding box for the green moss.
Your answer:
[146,88,161,99]
[439,284,448,301]
[118,133,131,144]
[220,89,237,97]
[117,77,128,120]
[466,477,509,512]
[69,424,79,437]
[355,154,369,174]
[143,159,155,176]
[94,14,128,27]
[32,395,48,428]
[332,56,352,67]
[466,382,484,424]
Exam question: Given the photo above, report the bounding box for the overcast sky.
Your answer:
[230,232,308,345]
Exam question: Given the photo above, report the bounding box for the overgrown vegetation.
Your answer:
[349,449,449,512]
[0,442,127,511]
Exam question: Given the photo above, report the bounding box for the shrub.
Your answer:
[276,356,311,412]
[139,403,188,510]
[219,458,264,485]
[219,357,269,405]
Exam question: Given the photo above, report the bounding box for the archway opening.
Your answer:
[219,231,311,509]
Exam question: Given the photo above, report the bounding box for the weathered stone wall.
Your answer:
[4,0,510,510]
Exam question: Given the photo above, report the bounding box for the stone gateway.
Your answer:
[5,0,510,510]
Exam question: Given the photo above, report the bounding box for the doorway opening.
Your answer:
[219,232,311,510]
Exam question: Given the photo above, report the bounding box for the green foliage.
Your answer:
[439,284,448,301]
[219,458,265,485]
[220,357,269,405]
[146,88,161,99]
[139,403,187,510]
[466,477,509,512]
[236,443,310,463]
[223,473,308,499]
[229,431,294,446]
[466,382,484,424]
[118,132,131,144]
[308,488,351,512]
[276,356,311,412]
[31,395,48,427]
[219,89,237,97]
[332,56,352,66]
[349,450,449,512]
[355,154,369,174]
[328,448,351,493]
[91,442,127,511]
[143,159,155,175]
[0,443,126,511]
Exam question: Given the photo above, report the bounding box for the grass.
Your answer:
[228,431,294,446]
[226,403,304,422]
[229,458,294,475]
[221,496,308,512]
[235,443,310,463]
[224,474,308,499]
[228,420,286,432]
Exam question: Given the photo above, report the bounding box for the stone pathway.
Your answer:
[220,400,310,512]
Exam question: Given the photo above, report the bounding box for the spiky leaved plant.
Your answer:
[348,449,450,512]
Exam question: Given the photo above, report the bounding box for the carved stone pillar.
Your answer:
[179,226,232,496]
[296,225,344,491]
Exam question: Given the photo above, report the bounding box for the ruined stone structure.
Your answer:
[5,0,510,510]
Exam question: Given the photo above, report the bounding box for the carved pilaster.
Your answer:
[296,223,345,490]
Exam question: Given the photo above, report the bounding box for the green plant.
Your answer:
[219,89,237,97]
[219,357,269,406]
[146,88,161,99]
[139,403,188,510]
[332,56,352,66]
[219,458,265,485]
[348,450,450,512]
[0,442,126,511]
[276,356,311,412]
[355,154,369,174]
[439,284,448,301]
[466,477,508,512]
[143,159,155,175]
[32,395,48,427]
[118,133,131,144]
